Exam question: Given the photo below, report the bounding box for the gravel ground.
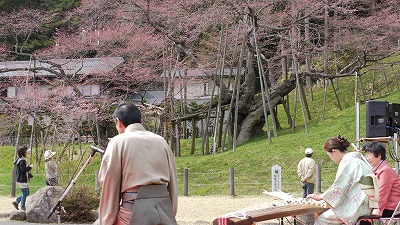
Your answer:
[0,195,281,224]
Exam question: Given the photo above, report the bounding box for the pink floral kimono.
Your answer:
[315,152,372,225]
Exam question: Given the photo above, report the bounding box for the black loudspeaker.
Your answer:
[388,103,400,136]
[366,100,389,137]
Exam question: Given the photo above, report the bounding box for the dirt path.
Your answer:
[0,195,277,224]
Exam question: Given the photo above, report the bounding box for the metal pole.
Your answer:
[356,101,360,147]
[395,133,399,175]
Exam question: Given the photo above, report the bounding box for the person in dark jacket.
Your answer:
[12,147,32,210]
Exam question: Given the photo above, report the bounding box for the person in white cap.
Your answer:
[44,150,59,186]
[297,148,316,198]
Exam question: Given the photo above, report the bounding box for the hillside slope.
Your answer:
[175,72,400,197]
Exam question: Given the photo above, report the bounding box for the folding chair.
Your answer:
[380,201,400,225]
[356,174,380,225]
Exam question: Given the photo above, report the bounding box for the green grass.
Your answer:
[0,145,101,196]
[1,55,400,198]
[175,58,400,197]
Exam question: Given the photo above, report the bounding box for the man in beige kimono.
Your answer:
[96,101,178,225]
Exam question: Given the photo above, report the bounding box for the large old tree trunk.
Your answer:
[210,30,298,146]
[235,76,296,145]
[214,68,297,146]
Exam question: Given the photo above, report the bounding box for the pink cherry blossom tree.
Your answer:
[2,0,400,150]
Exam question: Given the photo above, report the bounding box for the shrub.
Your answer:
[61,185,99,223]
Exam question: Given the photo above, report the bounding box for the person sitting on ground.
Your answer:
[44,150,59,186]
[307,135,373,225]
[362,141,400,218]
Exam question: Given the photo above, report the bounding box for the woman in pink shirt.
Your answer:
[362,141,400,217]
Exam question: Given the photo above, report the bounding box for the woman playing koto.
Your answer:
[307,135,373,225]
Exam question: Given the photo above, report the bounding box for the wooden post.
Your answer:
[175,122,180,157]
[298,82,312,121]
[232,37,246,152]
[230,167,235,196]
[357,74,366,103]
[201,118,205,155]
[204,26,224,155]
[170,122,176,155]
[11,117,23,197]
[330,78,342,110]
[95,170,100,196]
[190,118,195,155]
[292,53,309,135]
[217,109,224,149]
[382,66,389,94]
[316,164,322,193]
[184,168,189,196]
[213,29,228,154]
[282,101,293,129]
[96,119,101,146]
[253,25,273,142]
[391,64,399,91]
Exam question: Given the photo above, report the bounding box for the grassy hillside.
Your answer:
[175,61,400,197]
[0,59,400,198]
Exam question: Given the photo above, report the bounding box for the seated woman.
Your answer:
[307,135,372,225]
[362,141,400,217]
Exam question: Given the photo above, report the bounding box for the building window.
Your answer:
[7,87,15,98]
[7,87,25,98]
[78,84,100,97]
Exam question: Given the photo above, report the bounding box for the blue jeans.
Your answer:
[301,182,314,198]
[16,187,30,208]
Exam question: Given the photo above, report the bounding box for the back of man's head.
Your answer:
[113,101,141,127]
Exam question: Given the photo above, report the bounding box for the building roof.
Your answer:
[0,57,124,77]
[131,91,166,105]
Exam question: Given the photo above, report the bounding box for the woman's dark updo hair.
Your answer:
[17,146,28,158]
[323,135,350,153]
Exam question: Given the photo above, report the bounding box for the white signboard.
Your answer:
[271,164,282,192]
[28,116,34,126]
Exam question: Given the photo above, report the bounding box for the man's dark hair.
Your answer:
[112,101,141,127]
[362,141,387,160]
[17,146,28,158]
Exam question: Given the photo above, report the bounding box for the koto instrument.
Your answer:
[213,195,329,225]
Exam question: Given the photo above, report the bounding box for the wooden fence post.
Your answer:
[316,164,321,193]
[184,168,189,196]
[230,167,235,196]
